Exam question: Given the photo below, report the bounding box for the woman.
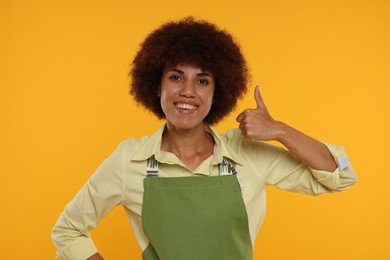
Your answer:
[51,17,357,260]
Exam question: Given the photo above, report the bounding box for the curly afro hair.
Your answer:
[130,17,249,125]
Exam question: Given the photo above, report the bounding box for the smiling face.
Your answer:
[159,64,215,131]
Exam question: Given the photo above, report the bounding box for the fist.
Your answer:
[236,86,283,141]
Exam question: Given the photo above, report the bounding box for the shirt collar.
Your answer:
[131,124,243,166]
[204,125,243,166]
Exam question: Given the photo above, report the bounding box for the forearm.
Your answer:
[275,122,337,171]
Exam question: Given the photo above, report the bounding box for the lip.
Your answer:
[174,101,198,113]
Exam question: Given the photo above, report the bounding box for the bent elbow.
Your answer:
[336,166,358,192]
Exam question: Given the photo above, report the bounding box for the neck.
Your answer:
[161,122,214,161]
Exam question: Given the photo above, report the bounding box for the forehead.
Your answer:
[164,63,214,76]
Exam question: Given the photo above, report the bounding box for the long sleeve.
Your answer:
[222,128,357,195]
[51,142,126,260]
[262,142,357,195]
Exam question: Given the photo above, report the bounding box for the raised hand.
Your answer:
[236,85,283,141]
[236,85,337,171]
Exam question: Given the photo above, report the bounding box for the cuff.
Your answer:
[310,167,340,190]
[309,142,350,190]
[56,236,98,260]
[323,142,350,171]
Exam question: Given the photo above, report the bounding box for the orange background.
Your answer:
[1,0,389,259]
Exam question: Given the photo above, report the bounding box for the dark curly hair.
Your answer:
[130,17,249,125]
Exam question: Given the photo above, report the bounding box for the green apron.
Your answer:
[141,156,253,260]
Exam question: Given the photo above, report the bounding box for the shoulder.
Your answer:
[220,128,286,160]
[117,135,152,159]
[119,136,149,150]
[116,125,165,162]
[221,128,282,150]
[220,128,244,143]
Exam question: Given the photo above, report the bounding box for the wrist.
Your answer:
[273,121,290,143]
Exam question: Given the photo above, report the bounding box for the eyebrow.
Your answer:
[169,69,212,77]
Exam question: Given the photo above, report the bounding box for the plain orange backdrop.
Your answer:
[1,0,389,259]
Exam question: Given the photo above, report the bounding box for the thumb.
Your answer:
[254,85,266,109]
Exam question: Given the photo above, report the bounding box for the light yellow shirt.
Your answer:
[51,124,357,260]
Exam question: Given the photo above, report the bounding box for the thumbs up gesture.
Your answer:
[236,85,339,171]
[236,85,283,141]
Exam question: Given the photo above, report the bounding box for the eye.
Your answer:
[197,79,209,85]
[169,75,182,81]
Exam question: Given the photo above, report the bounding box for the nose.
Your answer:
[179,81,196,98]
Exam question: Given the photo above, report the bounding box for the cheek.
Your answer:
[159,86,174,116]
[159,91,167,109]
[159,83,170,101]
[208,94,214,105]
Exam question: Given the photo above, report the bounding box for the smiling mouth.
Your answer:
[175,103,198,110]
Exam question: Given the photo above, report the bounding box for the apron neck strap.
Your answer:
[146,155,159,177]
[146,156,237,177]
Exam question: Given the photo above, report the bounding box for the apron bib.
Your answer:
[141,157,253,260]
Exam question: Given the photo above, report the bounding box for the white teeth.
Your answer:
[177,103,196,110]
